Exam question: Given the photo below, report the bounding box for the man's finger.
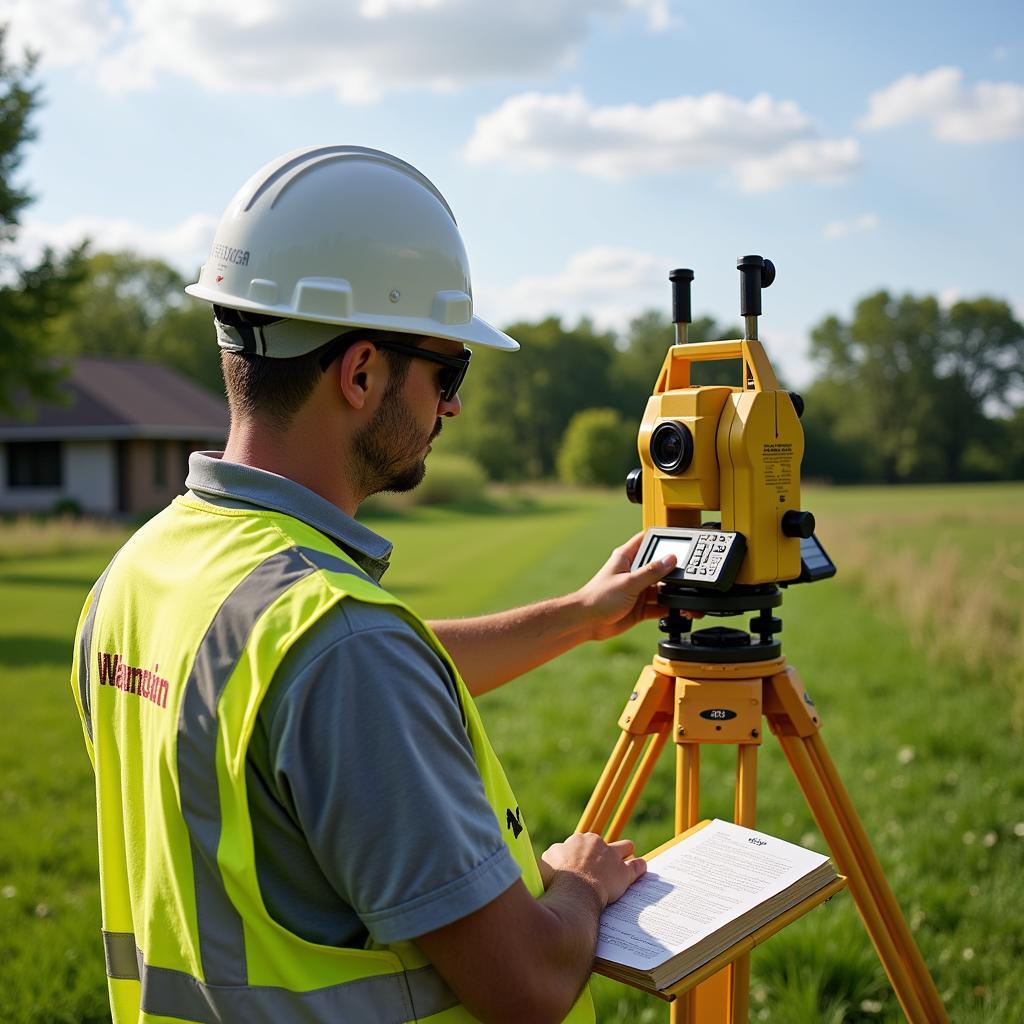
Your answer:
[630,857,647,880]
[632,552,676,584]
[608,838,636,858]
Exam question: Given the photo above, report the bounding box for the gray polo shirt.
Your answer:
[185,453,521,947]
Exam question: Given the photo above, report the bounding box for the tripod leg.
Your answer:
[672,742,701,1024]
[577,733,645,835]
[675,744,700,835]
[805,733,949,1023]
[777,733,943,1022]
[727,743,759,1023]
[607,731,669,842]
[578,732,630,833]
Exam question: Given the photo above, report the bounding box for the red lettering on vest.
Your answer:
[96,653,170,710]
[97,652,120,686]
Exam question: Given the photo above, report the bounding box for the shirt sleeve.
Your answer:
[261,601,522,944]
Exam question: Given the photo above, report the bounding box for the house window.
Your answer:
[153,440,166,487]
[7,441,63,488]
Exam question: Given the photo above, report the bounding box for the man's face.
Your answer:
[353,339,463,495]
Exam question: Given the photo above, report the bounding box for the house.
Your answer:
[0,357,229,516]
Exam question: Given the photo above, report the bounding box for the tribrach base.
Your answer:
[578,653,948,1023]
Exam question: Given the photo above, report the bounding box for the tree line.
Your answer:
[2,33,1021,487]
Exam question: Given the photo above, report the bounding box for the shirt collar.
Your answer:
[184,451,392,583]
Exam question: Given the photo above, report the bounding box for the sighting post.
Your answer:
[669,268,694,345]
[737,255,775,341]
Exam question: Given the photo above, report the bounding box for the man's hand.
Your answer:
[539,833,647,906]
[574,531,697,641]
[416,834,647,1022]
[432,531,704,696]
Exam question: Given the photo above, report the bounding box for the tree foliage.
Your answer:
[613,310,744,418]
[0,30,86,414]
[451,317,617,479]
[49,250,221,394]
[807,291,1023,482]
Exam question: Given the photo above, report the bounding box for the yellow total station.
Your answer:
[629,256,813,587]
[582,258,949,1023]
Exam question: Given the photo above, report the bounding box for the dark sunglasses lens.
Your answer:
[440,362,467,401]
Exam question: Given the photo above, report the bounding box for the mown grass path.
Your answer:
[0,485,1020,1022]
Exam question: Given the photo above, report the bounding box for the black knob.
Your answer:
[782,510,816,539]
[625,468,643,504]
[788,391,804,418]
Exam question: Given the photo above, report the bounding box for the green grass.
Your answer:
[1,484,1022,1022]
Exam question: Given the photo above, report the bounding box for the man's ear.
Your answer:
[336,340,383,410]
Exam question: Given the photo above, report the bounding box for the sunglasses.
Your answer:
[374,339,472,403]
[320,333,471,403]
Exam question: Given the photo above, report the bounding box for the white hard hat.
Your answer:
[186,145,517,355]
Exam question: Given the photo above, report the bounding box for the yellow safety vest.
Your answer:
[71,494,596,1023]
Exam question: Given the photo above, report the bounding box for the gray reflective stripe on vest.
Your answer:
[102,931,458,1023]
[78,558,118,742]
[172,545,459,1020]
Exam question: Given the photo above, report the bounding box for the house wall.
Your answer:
[0,440,117,514]
[121,439,210,515]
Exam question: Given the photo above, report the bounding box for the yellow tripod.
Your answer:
[578,650,950,1023]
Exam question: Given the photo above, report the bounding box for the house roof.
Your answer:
[0,357,229,441]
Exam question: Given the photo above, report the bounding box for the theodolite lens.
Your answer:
[650,421,694,474]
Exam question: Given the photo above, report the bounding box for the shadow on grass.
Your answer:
[0,572,98,589]
[0,634,74,668]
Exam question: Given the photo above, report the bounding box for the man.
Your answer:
[71,146,681,1023]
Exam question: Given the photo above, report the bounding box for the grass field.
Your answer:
[0,483,1021,1022]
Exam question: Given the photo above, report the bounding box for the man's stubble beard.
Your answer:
[353,380,443,496]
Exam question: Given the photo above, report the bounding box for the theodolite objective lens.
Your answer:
[650,421,694,474]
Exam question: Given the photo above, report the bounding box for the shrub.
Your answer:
[362,453,490,514]
[557,408,637,487]
[413,453,488,505]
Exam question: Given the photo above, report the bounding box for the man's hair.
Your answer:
[218,309,418,429]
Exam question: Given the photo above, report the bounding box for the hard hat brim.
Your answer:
[185,283,519,352]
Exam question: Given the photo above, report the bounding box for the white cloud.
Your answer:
[476,245,666,331]
[737,138,863,192]
[859,66,1024,143]
[18,213,217,273]
[823,212,879,240]
[465,89,861,189]
[0,0,670,100]
[0,0,116,67]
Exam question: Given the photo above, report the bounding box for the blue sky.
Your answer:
[5,0,1023,384]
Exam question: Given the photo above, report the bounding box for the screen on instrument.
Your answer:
[649,535,695,566]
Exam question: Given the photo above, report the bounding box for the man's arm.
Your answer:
[416,834,645,1024]
[429,532,681,696]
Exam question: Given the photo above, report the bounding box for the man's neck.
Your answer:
[222,420,363,517]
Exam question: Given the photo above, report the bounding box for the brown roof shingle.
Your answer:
[0,358,229,440]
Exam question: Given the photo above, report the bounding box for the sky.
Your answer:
[3,0,1023,386]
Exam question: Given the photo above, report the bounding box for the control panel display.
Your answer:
[631,527,747,591]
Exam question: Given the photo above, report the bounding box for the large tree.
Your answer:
[932,298,1024,480]
[808,291,1023,483]
[0,29,85,414]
